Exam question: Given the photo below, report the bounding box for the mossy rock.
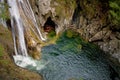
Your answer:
[47,30,56,38]
[51,0,76,20]
[65,29,79,38]
[66,30,73,38]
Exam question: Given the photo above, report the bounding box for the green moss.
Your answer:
[56,29,83,53]
[65,29,79,38]
[47,30,56,39]
[0,44,4,57]
[77,45,82,51]
[0,44,9,65]
[51,0,76,19]
[55,0,76,8]
[66,30,73,38]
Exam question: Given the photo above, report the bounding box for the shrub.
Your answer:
[109,0,120,29]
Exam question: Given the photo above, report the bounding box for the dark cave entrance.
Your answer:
[43,17,56,33]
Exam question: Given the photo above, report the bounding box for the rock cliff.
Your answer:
[30,0,120,76]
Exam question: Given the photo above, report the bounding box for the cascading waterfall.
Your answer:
[8,0,28,56]
[3,0,119,80]
[18,0,46,41]
[7,0,46,57]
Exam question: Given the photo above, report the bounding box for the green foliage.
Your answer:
[109,0,120,29]
[0,2,9,20]
[47,30,56,39]
[109,2,120,9]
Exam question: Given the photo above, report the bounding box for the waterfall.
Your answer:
[8,0,28,56]
[7,0,46,56]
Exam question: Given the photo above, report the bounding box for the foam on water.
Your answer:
[13,55,49,70]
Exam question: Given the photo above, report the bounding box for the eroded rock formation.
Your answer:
[29,0,120,76]
[29,0,76,33]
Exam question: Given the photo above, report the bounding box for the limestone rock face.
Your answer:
[26,36,42,60]
[29,0,120,76]
[29,0,76,59]
[29,0,76,33]
[70,0,120,76]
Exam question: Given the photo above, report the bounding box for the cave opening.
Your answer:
[43,17,57,33]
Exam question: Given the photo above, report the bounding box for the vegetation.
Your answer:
[109,0,120,29]
[0,2,9,20]
[0,44,4,57]
[0,43,8,65]
[51,0,76,20]
[56,29,101,58]
[47,30,56,39]
[66,29,73,38]
[56,29,83,53]
[65,29,79,38]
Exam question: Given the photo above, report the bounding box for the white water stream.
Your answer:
[7,0,46,57]
[8,0,28,56]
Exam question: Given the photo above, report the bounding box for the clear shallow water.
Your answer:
[14,31,113,80]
